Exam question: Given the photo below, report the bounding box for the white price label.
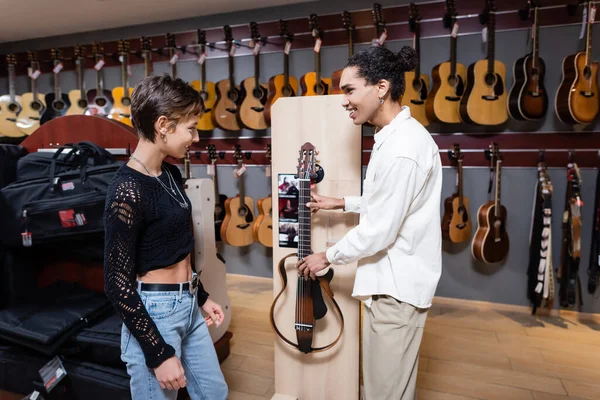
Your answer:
[580,7,588,39]
[207,163,215,176]
[265,165,271,177]
[235,164,247,177]
[284,41,292,55]
[127,65,132,76]
[378,29,388,46]
[314,38,322,53]
[94,59,105,71]
[482,27,488,43]
[451,23,459,38]
[31,391,40,400]
[53,62,63,74]
[591,6,596,23]
[32,69,41,79]
[253,42,262,55]
[198,52,207,65]
[170,54,179,65]
[229,45,237,56]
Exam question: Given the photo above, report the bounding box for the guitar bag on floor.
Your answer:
[0,144,27,189]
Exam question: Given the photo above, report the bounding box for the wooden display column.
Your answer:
[270,95,362,400]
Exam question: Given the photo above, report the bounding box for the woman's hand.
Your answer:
[154,356,186,391]
[201,298,224,327]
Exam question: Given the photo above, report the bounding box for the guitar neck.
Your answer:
[95,56,103,93]
[298,178,311,258]
[200,45,207,92]
[494,159,502,217]
[283,46,290,88]
[213,161,221,205]
[487,11,496,74]
[348,30,354,58]
[121,55,129,92]
[228,45,235,90]
[31,63,39,100]
[53,60,62,97]
[8,64,16,102]
[315,47,321,86]
[586,2,594,67]
[254,52,260,92]
[458,159,464,207]
[450,33,457,77]
[144,52,152,77]
[532,7,540,69]
[238,161,246,207]
[169,48,177,78]
[414,26,421,78]
[77,59,85,100]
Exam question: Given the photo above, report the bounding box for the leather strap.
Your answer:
[269,253,344,353]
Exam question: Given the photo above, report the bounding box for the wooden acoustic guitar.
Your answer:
[264,20,298,125]
[402,4,429,126]
[507,0,548,121]
[459,0,508,126]
[213,26,242,131]
[472,143,509,263]
[253,145,273,247]
[110,39,133,126]
[441,144,472,243]
[17,51,46,135]
[331,11,355,94]
[301,14,331,96]
[207,144,228,242]
[0,54,24,138]
[238,22,269,130]
[40,49,71,125]
[221,145,255,246]
[85,42,113,117]
[66,45,89,116]
[555,0,599,125]
[426,0,466,124]
[190,30,216,131]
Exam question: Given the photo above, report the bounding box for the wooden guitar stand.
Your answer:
[270,95,362,400]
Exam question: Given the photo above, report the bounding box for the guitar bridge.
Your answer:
[225,108,237,114]
[236,223,250,229]
[481,95,499,101]
[251,107,265,112]
[204,108,212,112]
[410,99,424,105]
[456,223,466,229]
[580,91,595,98]
[445,96,461,102]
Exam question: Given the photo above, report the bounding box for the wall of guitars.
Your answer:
[1,0,600,314]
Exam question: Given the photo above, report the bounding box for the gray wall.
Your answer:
[2,0,600,313]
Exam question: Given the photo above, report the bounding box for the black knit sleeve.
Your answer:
[103,177,176,369]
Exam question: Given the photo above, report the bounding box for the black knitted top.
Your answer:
[103,161,209,368]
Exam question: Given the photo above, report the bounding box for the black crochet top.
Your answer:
[103,161,209,368]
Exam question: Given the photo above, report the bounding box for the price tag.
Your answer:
[39,356,66,393]
[372,39,381,47]
[482,27,488,43]
[284,41,292,55]
[52,62,63,74]
[265,165,271,177]
[207,163,215,176]
[94,59,105,71]
[253,42,262,55]
[198,52,207,65]
[591,6,597,23]
[229,45,237,57]
[580,7,588,39]
[235,164,247,177]
[451,23,459,38]
[118,55,124,63]
[170,54,179,65]
[378,29,388,46]
[314,38,322,53]
[22,231,32,247]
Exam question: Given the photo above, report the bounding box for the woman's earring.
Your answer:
[379,97,384,105]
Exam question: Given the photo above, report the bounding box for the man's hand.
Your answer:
[154,356,186,391]
[306,192,345,214]
[297,252,331,280]
[201,298,224,327]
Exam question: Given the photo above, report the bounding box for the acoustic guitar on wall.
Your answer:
[507,0,548,121]
[212,26,242,131]
[85,42,113,117]
[253,144,273,247]
[301,14,331,96]
[331,11,355,94]
[402,3,429,127]
[555,0,599,125]
[0,54,23,138]
[221,145,255,246]
[17,51,46,135]
[110,39,133,126]
[66,45,89,116]
[264,20,298,125]
[472,143,509,264]
[459,0,508,126]
[426,0,466,124]
[190,30,216,131]
[442,144,472,243]
[238,22,269,130]
[40,48,71,125]
[207,144,228,242]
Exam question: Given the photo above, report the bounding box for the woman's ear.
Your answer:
[154,116,169,135]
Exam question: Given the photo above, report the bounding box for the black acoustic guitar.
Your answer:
[40,49,71,125]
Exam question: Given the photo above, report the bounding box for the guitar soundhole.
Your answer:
[484,72,497,87]
[238,207,247,217]
[314,83,325,95]
[52,100,65,111]
[282,85,294,97]
[584,66,592,80]
[412,79,422,92]
[122,97,131,106]
[447,75,457,87]
[8,102,19,113]
[95,97,107,107]
[227,89,239,103]
[253,87,265,99]
[78,99,88,108]
[200,91,208,101]
[30,101,42,111]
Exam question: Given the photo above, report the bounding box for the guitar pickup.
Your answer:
[225,108,237,114]
[481,95,498,101]
[410,99,424,105]
[580,91,595,98]
[251,107,265,112]
[445,96,461,102]
[236,223,250,229]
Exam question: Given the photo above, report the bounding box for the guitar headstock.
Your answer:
[91,42,104,60]
[297,142,318,181]
[443,0,458,29]
[166,33,177,50]
[233,145,243,166]
[27,51,37,63]
[197,29,207,51]
[266,144,272,163]
[249,21,262,48]
[118,39,130,56]
[309,14,322,40]
[224,25,233,44]
[50,48,62,62]
[372,3,386,37]
[278,19,294,43]
[73,44,85,59]
[342,11,355,33]
[5,54,16,66]
[141,36,152,54]
[409,3,421,33]
[480,0,496,25]
[448,143,463,164]
[208,144,217,164]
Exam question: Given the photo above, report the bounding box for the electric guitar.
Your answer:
[0,54,23,138]
[238,22,269,130]
[253,145,273,247]
[207,144,228,242]
[555,0,599,125]
[426,0,466,124]
[441,144,472,243]
[190,30,216,131]
[110,39,133,126]
[40,49,71,125]
[472,143,509,263]
[402,3,429,126]
[459,0,508,126]
[301,14,331,96]
[85,42,113,116]
[17,51,46,135]
[212,26,242,131]
[66,45,89,116]
[508,0,548,121]
[331,11,355,94]
[220,145,255,246]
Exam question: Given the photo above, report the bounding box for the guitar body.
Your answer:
[0,95,23,137]
[471,201,509,263]
[212,79,242,131]
[40,93,71,125]
[190,80,216,131]
[459,59,508,125]
[66,90,88,116]
[110,87,133,126]
[555,52,599,125]
[441,194,457,240]
[17,93,46,135]
[401,71,429,126]
[85,89,113,117]
[238,78,269,130]
[331,69,343,94]
[221,195,255,246]
[253,195,273,247]
[426,61,466,123]
[214,193,228,242]
[264,75,298,124]
[508,54,548,121]
[449,196,472,243]
[300,72,332,96]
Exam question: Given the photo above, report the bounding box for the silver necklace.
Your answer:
[129,155,189,209]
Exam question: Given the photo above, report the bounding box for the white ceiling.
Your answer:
[0,0,314,43]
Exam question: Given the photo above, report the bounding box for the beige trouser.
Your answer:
[362,295,428,400]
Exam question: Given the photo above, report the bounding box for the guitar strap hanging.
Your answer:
[588,166,600,294]
[527,169,544,314]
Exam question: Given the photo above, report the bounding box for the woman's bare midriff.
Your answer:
[137,254,193,284]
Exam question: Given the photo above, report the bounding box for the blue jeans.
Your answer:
[121,285,228,400]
